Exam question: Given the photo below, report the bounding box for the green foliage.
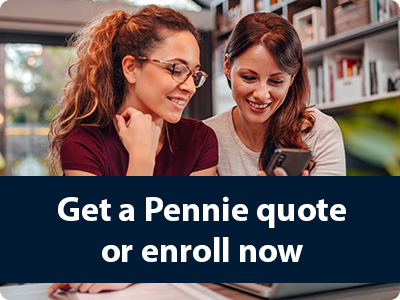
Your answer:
[336,98,400,176]
[5,44,71,124]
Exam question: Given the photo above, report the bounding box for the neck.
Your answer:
[232,106,268,153]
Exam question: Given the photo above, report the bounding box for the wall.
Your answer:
[0,0,213,35]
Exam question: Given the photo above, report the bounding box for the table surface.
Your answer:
[0,283,399,300]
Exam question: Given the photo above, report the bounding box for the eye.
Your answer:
[270,79,284,85]
[166,66,174,74]
[172,65,186,76]
[242,75,256,82]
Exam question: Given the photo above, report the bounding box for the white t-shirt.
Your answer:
[204,107,346,176]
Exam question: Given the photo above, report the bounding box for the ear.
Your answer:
[223,54,232,81]
[289,74,296,86]
[122,55,138,84]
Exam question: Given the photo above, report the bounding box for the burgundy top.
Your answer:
[60,118,218,176]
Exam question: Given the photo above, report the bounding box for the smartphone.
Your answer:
[265,148,312,176]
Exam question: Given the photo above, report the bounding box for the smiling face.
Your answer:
[225,44,295,127]
[121,31,200,125]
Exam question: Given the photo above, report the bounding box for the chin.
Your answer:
[165,114,183,124]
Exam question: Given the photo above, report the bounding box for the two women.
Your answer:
[47,7,346,297]
[49,5,218,176]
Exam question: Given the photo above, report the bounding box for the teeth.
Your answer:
[170,98,186,106]
[248,101,270,109]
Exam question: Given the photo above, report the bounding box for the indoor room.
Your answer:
[0,0,399,176]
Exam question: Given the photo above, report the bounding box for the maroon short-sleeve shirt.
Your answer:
[60,118,218,176]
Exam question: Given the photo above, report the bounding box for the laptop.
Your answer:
[220,283,373,298]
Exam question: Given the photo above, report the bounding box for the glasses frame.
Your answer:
[136,56,208,88]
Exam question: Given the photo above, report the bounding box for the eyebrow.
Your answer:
[242,68,287,76]
[169,58,201,69]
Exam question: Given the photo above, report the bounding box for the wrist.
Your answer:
[126,153,156,176]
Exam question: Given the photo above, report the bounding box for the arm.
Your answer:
[48,283,133,295]
[64,170,97,176]
[190,166,217,176]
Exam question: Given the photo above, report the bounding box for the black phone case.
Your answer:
[266,148,312,176]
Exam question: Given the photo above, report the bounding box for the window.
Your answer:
[0,44,73,176]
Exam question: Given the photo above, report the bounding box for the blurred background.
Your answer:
[0,0,399,176]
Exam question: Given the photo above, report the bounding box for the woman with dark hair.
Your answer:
[204,12,345,176]
[49,5,218,176]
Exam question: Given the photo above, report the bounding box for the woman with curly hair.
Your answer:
[204,12,345,176]
[49,5,217,176]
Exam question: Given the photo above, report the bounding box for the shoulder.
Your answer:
[203,109,233,140]
[203,109,231,129]
[61,124,113,152]
[307,107,342,138]
[310,107,337,126]
[65,125,104,140]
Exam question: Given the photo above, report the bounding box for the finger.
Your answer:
[115,115,128,138]
[115,114,127,129]
[47,283,68,295]
[77,283,95,293]
[88,283,134,294]
[59,283,71,291]
[119,107,140,119]
[274,167,288,176]
[88,283,111,294]
[257,170,267,176]
[302,170,309,176]
[69,283,84,292]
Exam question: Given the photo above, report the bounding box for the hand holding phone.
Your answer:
[265,148,312,176]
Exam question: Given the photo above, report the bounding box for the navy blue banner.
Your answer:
[0,177,399,283]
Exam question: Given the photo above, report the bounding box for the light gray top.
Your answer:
[204,107,346,176]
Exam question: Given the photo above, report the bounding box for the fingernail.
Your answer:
[48,288,54,295]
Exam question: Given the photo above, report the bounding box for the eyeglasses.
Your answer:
[136,57,208,88]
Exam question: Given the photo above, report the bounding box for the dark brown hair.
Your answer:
[225,12,315,170]
[49,5,199,174]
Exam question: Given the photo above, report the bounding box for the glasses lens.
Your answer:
[172,64,190,83]
[171,64,207,88]
[193,72,207,88]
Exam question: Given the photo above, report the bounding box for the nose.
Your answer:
[178,74,197,95]
[253,82,270,101]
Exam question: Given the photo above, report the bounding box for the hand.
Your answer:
[257,167,309,176]
[116,107,161,157]
[115,107,161,175]
[48,283,133,295]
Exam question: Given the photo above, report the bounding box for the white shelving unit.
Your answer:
[211,0,400,113]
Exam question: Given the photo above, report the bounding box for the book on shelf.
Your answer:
[376,0,400,21]
[337,58,362,79]
[308,68,318,105]
[332,56,364,103]
[370,61,378,95]
[317,66,324,104]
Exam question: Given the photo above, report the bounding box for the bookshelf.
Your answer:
[210,0,400,114]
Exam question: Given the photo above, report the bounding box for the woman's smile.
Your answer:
[246,99,272,113]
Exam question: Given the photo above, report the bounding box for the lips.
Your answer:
[168,97,188,110]
[246,99,271,110]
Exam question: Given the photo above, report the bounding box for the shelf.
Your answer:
[211,0,400,114]
[266,0,297,12]
[317,90,400,110]
[304,17,400,55]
